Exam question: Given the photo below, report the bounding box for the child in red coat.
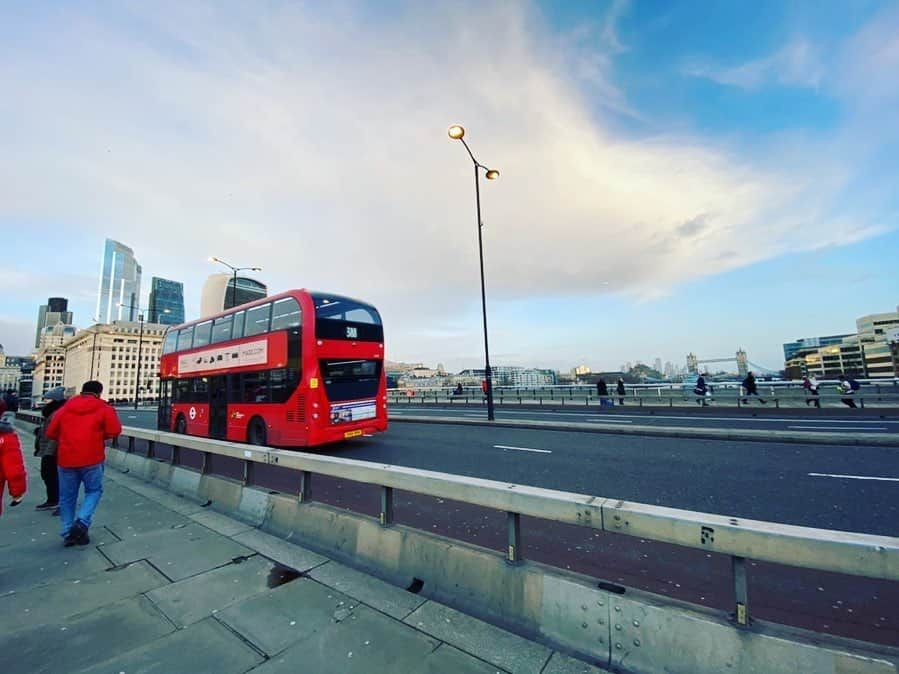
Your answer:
[0,418,27,515]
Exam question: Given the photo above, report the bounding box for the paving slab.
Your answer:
[243,598,442,673]
[413,643,508,673]
[217,575,359,656]
[308,559,427,619]
[0,544,109,595]
[75,616,264,674]
[147,554,275,627]
[108,472,208,515]
[232,528,329,572]
[100,521,254,581]
[0,560,167,632]
[543,651,612,673]
[405,601,553,674]
[1,596,175,674]
[191,507,256,537]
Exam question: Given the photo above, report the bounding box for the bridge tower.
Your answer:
[735,349,748,377]
[686,353,698,374]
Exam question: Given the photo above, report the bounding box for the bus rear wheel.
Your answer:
[175,414,187,434]
[247,417,267,446]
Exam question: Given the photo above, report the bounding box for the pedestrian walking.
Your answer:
[34,387,67,513]
[802,376,821,408]
[0,417,27,516]
[837,374,860,409]
[693,374,709,406]
[596,378,609,406]
[46,380,121,547]
[741,372,767,405]
[616,378,626,406]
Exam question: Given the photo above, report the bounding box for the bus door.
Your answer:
[157,379,171,431]
[208,375,228,440]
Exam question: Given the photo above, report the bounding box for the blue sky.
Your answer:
[1,1,897,373]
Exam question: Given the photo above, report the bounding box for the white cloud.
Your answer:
[0,1,892,368]
[684,38,825,91]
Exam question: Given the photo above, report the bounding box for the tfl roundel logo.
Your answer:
[188,406,197,420]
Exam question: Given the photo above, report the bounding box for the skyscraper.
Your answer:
[148,277,185,325]
[34,297,73,348]
[200,273,267,316]
[95,239,142,323]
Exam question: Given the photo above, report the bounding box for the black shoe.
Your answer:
[65,520,89,547]
[760,399,767,405]
[742,399,749,405]
[35,501,58,511]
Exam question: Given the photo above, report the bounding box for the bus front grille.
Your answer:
[287,395,306,423]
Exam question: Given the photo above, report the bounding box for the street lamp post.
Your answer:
[448,124,500,421]
[208,257,263,309]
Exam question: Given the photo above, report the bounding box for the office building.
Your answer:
[34,297,73,348]
[37,323,77,350]
[200,273,267,316]
[857,311,899,378]
[148,277,185,325]
[784,336,865,379]
[96,239,142,323]
[64,321,167,404]
[782,334,853,362]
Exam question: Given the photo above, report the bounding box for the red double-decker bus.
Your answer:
[157,289,387,447]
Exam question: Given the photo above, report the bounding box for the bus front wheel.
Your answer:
[247,417,267,446]
[175,414,187,434]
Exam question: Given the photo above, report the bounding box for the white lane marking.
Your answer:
[585,419,633,424]
[808,473,899,482]
[494,445,552,454]
[789,426,887,431]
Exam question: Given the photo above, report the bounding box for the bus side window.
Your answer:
[211,315,233,344]
[232,311,246,340]
[243,371,269,402]
[245,303,271,337]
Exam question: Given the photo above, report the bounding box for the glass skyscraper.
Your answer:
[148,277,185,325]
[96,239,142,323]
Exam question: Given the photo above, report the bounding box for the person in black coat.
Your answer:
[616,378,626,405]
[741,372,767,405]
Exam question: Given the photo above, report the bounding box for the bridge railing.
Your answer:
[17,409,894,633]
[387,385,899,409]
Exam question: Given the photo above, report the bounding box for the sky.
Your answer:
[1,0,897,373]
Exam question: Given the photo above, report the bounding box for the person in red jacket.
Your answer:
[46,380,121,546]
[0,418,27,516]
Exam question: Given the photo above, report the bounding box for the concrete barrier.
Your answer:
[103,446,899,674]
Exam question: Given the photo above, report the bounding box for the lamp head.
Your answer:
[208,256,219,263]
[447,125,465,140]
[485,169,500,180]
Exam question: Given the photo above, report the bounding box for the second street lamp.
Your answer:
[448,124,500,421]
[209,256,263,309]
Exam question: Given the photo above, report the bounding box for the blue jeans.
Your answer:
[58,463,105,538]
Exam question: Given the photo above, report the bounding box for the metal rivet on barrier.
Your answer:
[615,606,621,612]
[634,638,641,647]
[615,643,622,650]
[597,600,604,606]
[581,604,587,611]
[633,619,640,627]
[598,618,605,625]
[582,623,588,629]
[615,624,621,631]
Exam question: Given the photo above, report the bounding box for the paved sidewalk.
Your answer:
[0,426,608,674]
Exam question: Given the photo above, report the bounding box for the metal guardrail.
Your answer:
[387,389,899,409]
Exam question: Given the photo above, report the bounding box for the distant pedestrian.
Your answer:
[596,378,609,403]
[0,417,27,516]
[802,376,820,408]
[453,383,463,396]
[34,387,67,514]
[2,389,19,421]
[46,381,121,547]
[693,375,709,406]
[741,372,767,405]
[616,378,626,405]
[837,374,860,409]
